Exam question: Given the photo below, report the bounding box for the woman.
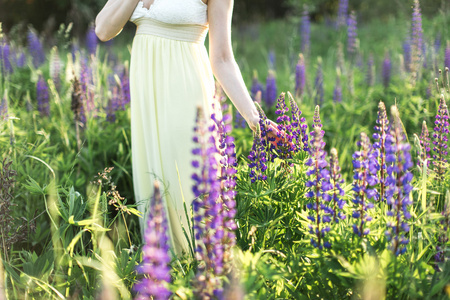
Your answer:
[95,0,280,255]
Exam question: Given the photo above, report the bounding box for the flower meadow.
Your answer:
[1,0,450,299]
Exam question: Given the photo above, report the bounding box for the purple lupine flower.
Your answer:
[49,46,62,91]
[234,109,246,129]
[80,57,95,114]
[265,71,277,108]
[295,54,306,98]
[86,24,98,56]
[15,51,26,69]
[36,75,50,117]
[71,76,87,125]
[0,91,8,122]
[211,110,237,275]
[274,93,295,158]
[254,102,277,162]
[411,0,423,73]
[0,43,13,75]
[382,52,392,89]
[333,77,342,103]
[352,132,379,237]
[314,60,324,106]
[248,125,268,182]
[367,53,375,87]
[329,148,346,222]
[347,11,358,56]
[288,92,308,152]
[27,29,45,68]
[418,121,431,169]
[301,8,310,55]
[445,42,450,71]
[134,181,172,300]
[192,107,232,298]
[251,71,264,103]
[312,105,323,132]
[373,101,390,203]
[435,201,450,271]
[305,126,332,249]
[432,94,449,180]
[385,106,413,256]
[403,38,412,73]
[336,0,349,28]
[121,68,131,106]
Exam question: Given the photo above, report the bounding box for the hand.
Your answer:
[263,119,294,150]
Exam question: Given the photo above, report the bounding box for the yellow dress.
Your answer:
[129,2,218,256]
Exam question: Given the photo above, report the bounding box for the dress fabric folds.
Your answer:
[129,17,217,255]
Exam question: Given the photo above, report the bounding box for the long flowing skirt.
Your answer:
[129,18,217,255]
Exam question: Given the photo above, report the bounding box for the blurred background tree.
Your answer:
[0,0,448,38]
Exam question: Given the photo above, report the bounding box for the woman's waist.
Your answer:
[134,17,208,44]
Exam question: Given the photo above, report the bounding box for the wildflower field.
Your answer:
[1,0,450,299]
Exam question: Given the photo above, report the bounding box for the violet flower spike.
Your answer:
[351,132,379,237]
[27,29,45,68]
[301,8,310,55]
[432,94,449,181]
[275,92,295,158]
[385,106,414,256]
[265,70,277,108]
[0,91,8,122]
[336,0,349,28]
[333,77,342,103]
[287,92,308,152]
[305,126,332,249]
[0,43,13,75]
[86,24,98,56]
[329,148,346,222]
[373,101,390,202]
[411,0,423,74]
[134,181,172,300]
[251,70,264,103]
[403,38,412,73]
[347,11,358,56]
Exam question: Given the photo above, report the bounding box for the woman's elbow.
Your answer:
[94,20,109,42]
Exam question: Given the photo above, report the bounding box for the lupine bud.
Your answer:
[49,46,62,91]
[134,181,172,300]
[0,90,8,122]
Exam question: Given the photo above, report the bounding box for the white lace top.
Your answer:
[129,0,208,25]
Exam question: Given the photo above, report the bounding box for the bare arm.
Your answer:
[95,0,140,42]
[208,0,260,131]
